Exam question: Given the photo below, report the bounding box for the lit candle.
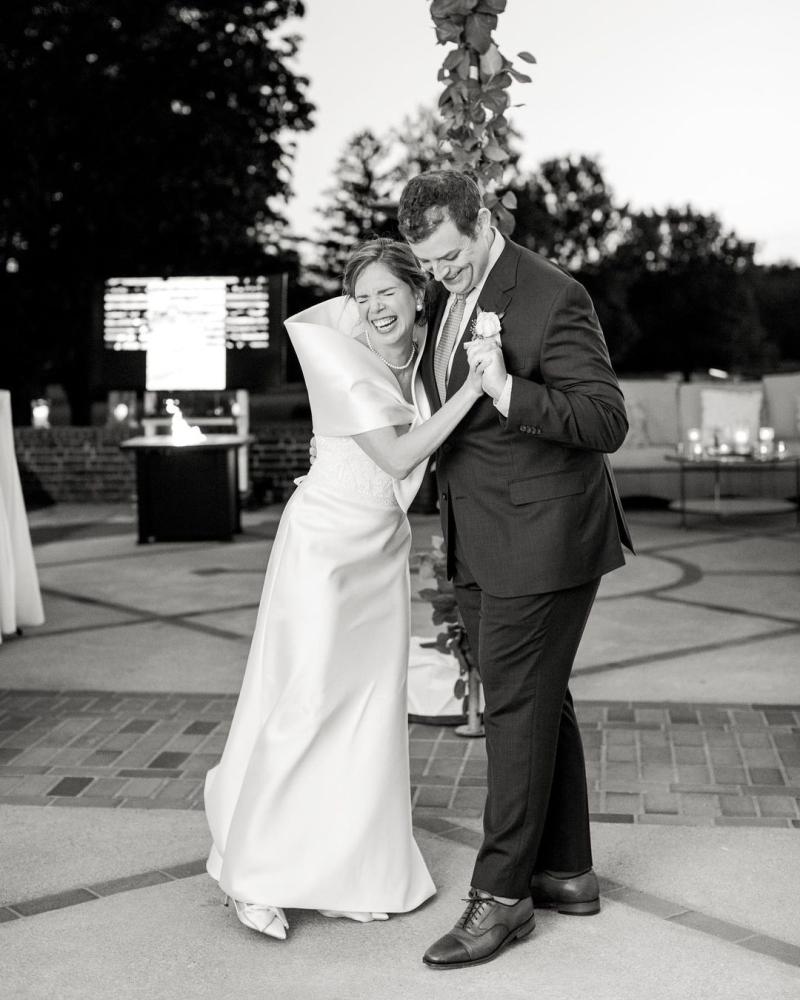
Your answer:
[31,399,50,429]
[776,440,787,456]
[691,442,704,459]
[733,428,750,454]
[758,426,775,443]
[687,428,701,443]
[718,442,731,455]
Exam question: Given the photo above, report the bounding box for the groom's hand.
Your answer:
[465,340,507,401]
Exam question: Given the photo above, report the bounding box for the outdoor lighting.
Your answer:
[31,399,50,429]
[165,398,205,446]
[733,428,751,455]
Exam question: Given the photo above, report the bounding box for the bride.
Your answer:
[204,239,497,939]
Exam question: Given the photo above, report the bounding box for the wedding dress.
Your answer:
[204,298,436,915]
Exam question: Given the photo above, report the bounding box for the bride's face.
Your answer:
[353,262,419,350]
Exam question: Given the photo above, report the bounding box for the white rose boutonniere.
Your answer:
[471,308,503,346]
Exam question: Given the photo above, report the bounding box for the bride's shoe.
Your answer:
[318,909,389,922]
[224,895,289,939]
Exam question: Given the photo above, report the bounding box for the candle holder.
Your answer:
[31,398,50,430]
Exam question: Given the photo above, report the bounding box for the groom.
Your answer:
[397,171,633,969]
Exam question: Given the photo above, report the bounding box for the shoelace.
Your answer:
[457,890,493,929]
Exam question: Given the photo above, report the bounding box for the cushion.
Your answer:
[761,372,800,439]
[619,379,680,447]
[678,382,764,439]
[699,387,763,448]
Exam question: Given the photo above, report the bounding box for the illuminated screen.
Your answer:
[103,276,270,390]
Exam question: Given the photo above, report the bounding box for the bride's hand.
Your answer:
[465,339,501,395]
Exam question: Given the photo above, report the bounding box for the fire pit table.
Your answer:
[120,434,251,543]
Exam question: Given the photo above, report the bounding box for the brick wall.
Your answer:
[13,424,313,506]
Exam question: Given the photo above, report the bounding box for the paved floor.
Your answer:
[1,500,799,998]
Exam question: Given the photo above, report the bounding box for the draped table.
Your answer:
[0,391,45,642]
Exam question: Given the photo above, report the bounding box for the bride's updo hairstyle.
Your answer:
[342,239,429,323]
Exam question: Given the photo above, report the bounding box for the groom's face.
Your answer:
[406,207,492,296]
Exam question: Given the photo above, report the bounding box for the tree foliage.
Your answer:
[1,1,314,420]
[508,155,780,376]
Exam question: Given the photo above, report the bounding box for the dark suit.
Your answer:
[422,238,633,896]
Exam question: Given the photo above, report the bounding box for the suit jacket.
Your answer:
[420,239,633,598]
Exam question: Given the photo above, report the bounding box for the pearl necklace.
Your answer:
[365,329,417,371]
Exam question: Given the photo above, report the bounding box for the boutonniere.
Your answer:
[470,308,503,345]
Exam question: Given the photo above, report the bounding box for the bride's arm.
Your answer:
[352,343,497,480]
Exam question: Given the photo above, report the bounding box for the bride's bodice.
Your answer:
[309,435,398,507]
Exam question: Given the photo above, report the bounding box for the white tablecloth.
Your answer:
[0,390,44,641]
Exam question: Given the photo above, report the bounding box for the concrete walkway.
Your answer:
[1,501,799,999]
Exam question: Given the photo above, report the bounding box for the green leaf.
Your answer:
[479,42,504,77]
[508,68,532,84]
[517,51,537,63]
[431,0,476,17]
[501,190,518,209]
[464,13,494,54]
[483,143,508,162]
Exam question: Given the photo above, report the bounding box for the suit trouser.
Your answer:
[452,534,599,899]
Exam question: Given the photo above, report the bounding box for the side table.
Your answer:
[664,452,800,527]
[120,434,252,543]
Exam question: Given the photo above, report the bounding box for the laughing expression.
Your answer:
[406,207,493,295]
[353,262,419,352]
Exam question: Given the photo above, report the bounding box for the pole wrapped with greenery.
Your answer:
[429,0,535,234]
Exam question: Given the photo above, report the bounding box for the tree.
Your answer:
[1,1,314,421]
[511,155,628,271]
[306,130,397,292]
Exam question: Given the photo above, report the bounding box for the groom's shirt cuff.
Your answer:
[493,375,513,417]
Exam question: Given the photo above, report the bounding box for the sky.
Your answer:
[282,0,800,264]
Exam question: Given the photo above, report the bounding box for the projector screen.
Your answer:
[103,276,272,391]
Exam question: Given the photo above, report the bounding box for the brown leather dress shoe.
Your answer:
[422,890,535,970]
[530,868,600,915]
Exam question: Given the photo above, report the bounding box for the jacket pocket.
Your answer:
[509,470,585,506]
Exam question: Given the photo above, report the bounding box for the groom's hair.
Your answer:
[397,171,483,243]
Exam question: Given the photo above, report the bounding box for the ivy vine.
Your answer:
[429,0,535,234]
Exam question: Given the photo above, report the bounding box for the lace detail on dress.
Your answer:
[310,436,397,507]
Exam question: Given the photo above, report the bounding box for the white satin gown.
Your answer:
[204,298,436,914]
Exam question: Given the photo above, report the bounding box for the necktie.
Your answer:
[433,294,466,404]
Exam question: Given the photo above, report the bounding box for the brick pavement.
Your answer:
[1,689,798,827]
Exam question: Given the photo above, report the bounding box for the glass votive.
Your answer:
[31,398,50,429]
[776,440,787,456]
[687,428,701,444]
[717,442,731,456]
[691,442,704,459]
[733,428,750,455]
[758,426,775,443]
[757,442,771,459]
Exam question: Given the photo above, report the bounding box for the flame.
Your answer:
[165,398,206,446]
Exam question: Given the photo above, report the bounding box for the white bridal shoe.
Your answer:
[224,896,289,940]
[318,910,389,922]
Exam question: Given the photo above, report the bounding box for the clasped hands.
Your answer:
[464,336,507,401]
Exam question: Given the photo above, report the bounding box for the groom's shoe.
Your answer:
[422,890,535,970]
[530,868,600,916]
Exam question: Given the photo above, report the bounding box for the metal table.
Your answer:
[664,452,799,527]
[120,434,251,543]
